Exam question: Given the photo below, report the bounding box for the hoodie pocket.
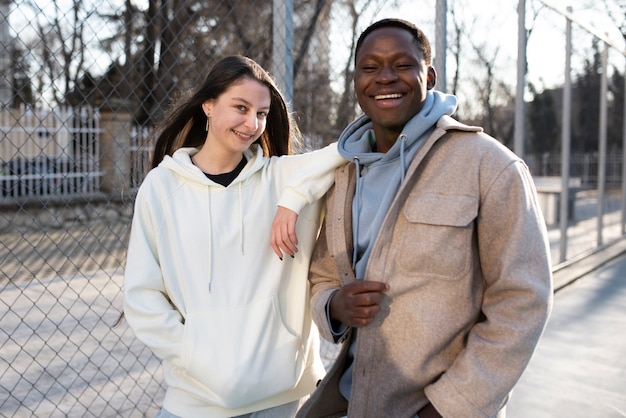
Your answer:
[398,194,477,281]
[181,295,303,408]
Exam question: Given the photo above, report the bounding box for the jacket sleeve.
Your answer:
[123,178,184,366]
[307,164,359,344]
[308,218,345,342]
[426,160,554,417]
[272,142,346,214]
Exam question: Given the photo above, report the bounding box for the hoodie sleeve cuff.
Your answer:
[327,290,350,343]
[277,191,310,215]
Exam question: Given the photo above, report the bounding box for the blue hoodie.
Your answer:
[337,90,458,280]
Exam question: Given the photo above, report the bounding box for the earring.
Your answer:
[205,114,210,131]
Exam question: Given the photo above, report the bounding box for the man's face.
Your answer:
[354,26,435,142]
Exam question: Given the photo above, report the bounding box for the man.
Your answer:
[296,18,553,418]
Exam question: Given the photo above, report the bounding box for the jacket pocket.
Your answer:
[397,194,477,281]
[181,295,304,408]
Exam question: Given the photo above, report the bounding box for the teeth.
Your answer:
[375,93,402,100]
[234,130,252,138]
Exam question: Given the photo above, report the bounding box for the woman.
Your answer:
[123,55,345,417]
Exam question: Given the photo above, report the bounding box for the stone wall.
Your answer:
[0,196,134,233]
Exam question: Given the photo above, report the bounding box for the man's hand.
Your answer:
[270,206,298,259]
[330,280,389,327]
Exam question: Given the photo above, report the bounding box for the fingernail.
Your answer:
[290,255,295,259]
[279,256,283,261]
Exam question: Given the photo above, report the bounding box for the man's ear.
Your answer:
[427,66,437,90]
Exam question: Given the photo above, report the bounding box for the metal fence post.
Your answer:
[559,6,573,263]
[597,38,609,246]
[0,0,11,107]
[622,59,626,235]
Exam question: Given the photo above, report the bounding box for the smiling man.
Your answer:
[296,18,553,418]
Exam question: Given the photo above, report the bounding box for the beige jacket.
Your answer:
[297,116,553,418]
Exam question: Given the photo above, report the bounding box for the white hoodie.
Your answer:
[123,143,345,417]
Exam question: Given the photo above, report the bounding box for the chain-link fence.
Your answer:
[2,0,626,416]
[0,0,359,415]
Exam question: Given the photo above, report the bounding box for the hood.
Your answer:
[337,90,458,166]
[159,144,266,187]
[337,90,458,277]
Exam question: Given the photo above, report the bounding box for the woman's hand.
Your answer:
[270,206,299,259]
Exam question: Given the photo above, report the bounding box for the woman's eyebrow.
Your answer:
[230,97,270,111]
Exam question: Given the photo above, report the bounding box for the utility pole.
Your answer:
[514,0,526,158]
[435,0,447,92]
[272,0,294,108]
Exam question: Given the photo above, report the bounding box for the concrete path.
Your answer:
[507,250,626,417]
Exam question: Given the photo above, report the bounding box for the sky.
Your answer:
[8,0,626,109]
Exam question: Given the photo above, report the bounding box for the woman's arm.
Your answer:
[123,178,185,365]
[269,142,346,258]
[272,142,345,213]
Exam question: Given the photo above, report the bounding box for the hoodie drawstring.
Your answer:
[399,134,407,183]
[352,156,361,271]
[207,180,244,292]
[238,182,244,255]
[351,135,408,271]
[207,188,213,293]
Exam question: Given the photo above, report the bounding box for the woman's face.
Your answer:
[202,77,271,156]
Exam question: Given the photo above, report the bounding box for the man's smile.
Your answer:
[374,93,403,100]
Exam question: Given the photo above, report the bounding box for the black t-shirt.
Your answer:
[202,156,247,187]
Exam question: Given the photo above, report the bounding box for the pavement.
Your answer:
[0,272,164,418]
[2,189,626,417]
[507,237,626,417]
[551,236,626,292]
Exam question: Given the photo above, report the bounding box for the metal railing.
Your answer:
[0,106,102,201]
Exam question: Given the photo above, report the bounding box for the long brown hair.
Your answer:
[149,55,298,169]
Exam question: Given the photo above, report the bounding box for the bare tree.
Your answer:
[15,0,378,148]
[448,2,466,99]
[23,0,93,106]
[331,0,398,136]
[294,0,328,78]
[465,35,516,147]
